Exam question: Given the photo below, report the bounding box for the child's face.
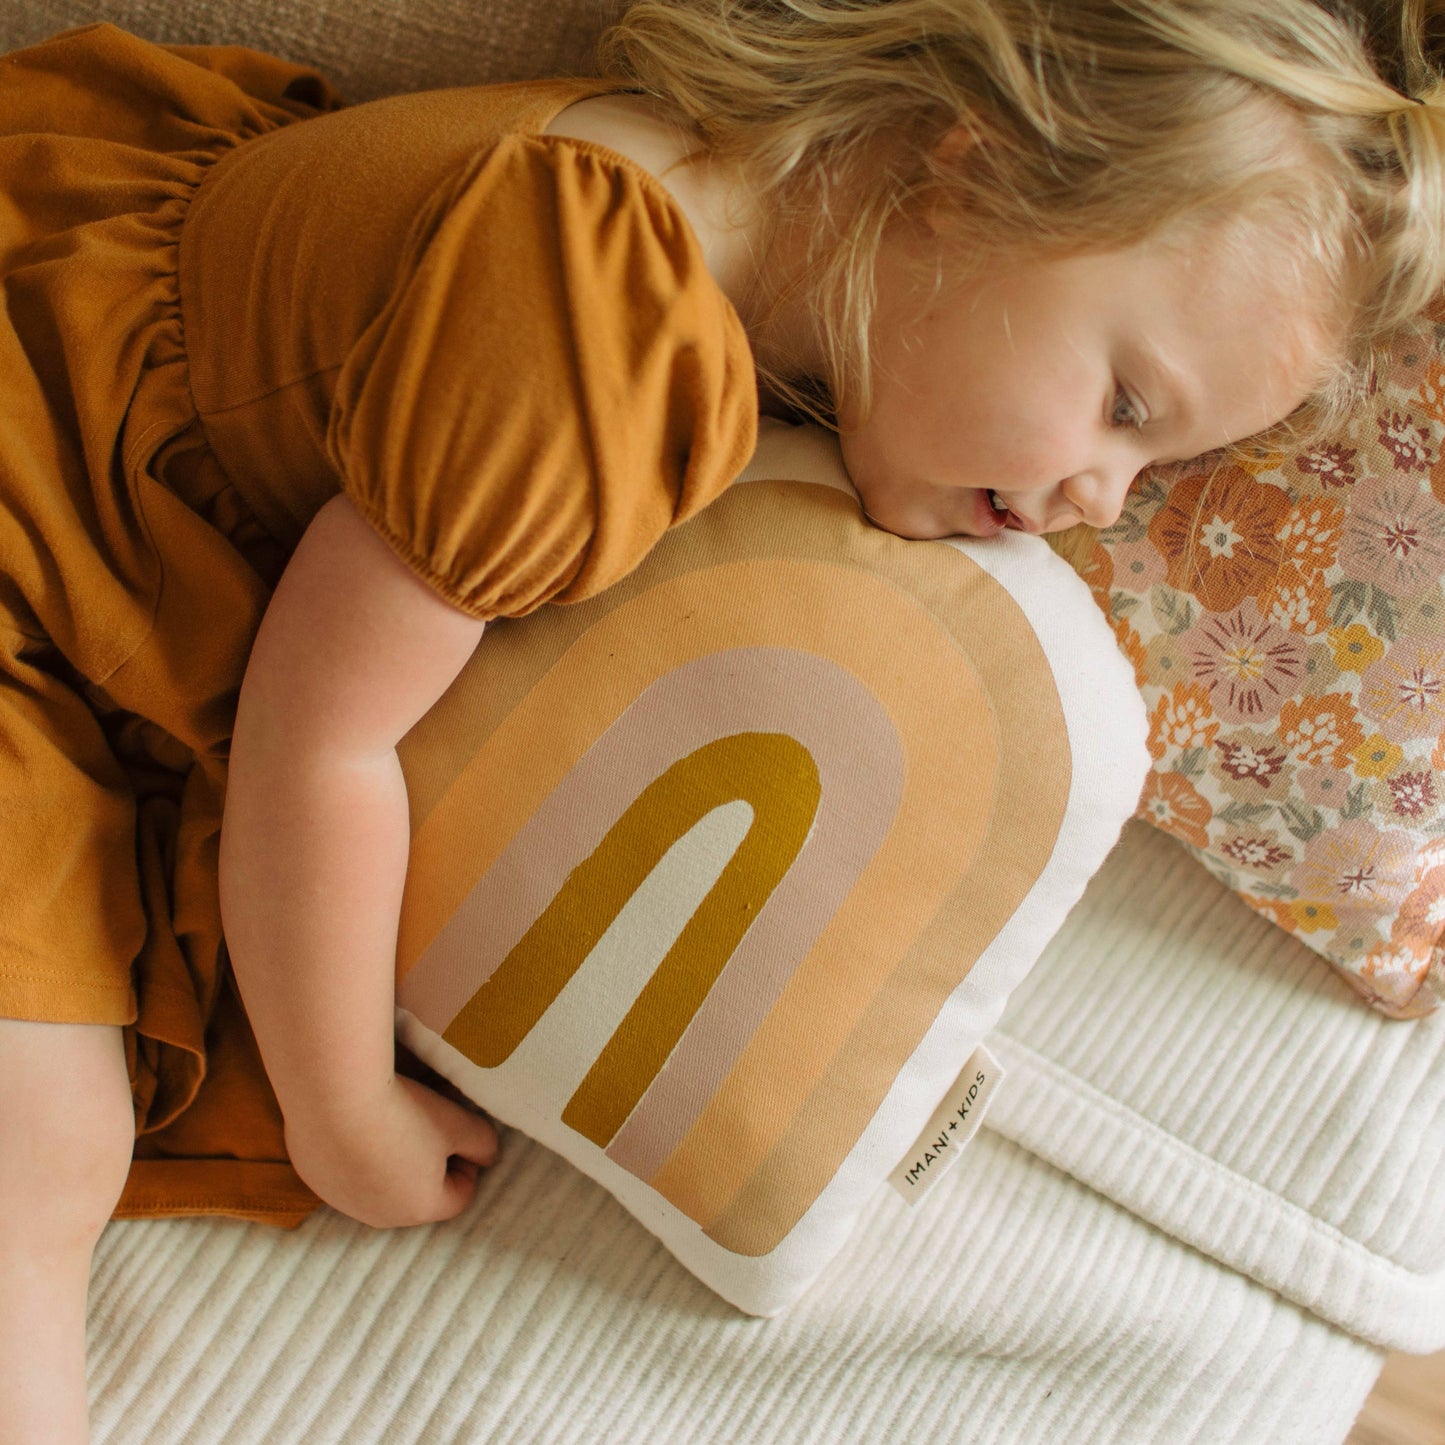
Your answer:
[837,222,1329,540]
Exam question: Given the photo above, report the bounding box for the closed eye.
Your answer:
[1110,385,1145,430]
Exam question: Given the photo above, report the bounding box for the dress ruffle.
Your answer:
[0,21,345,1225]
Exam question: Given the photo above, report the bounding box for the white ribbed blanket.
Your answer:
[86,823,1444,1444]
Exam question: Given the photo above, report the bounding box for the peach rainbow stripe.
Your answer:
[397,557,993,1228]
[396,558,986,983]
[395,646,906,1173]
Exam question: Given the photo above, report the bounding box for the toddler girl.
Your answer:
[0,1,1441,1439]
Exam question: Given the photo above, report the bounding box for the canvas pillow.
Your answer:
[390,419,1148,1315]
[1075,301,1445,1020]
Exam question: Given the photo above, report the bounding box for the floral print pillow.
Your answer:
[1078,304,1445,1019]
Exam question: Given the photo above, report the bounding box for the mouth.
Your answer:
[970,489,1035,536]
[966,488,1008,537]
[988,491,1041,535]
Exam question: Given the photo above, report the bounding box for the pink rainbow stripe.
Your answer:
[398,649,903,1176]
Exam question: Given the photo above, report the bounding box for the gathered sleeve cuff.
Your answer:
[325,133,758,621]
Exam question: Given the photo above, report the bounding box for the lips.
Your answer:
[969,488,1007,537]
[987,491,1041,535]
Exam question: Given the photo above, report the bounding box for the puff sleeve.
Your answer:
[324,133,759,620]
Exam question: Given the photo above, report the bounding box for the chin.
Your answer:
[858,503,970,543]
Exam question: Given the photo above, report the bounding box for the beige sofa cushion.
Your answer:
[0,0,617,99]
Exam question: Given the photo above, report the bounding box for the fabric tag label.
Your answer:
[888,1045,1004,1203]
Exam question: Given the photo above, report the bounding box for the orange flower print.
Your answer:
[1370,845,1443,1007]
[1138,771,1212,848]
[1144,631,1188,689]
[1290,900,1339,933]
[1298,764,1354,810]
[1186,601,1307,723]
[1109,536,1167,593]
[1338,483,1445,593]
[1146,681,1219,761]
[1278,693,1365,767]
[1332,919,1388,960]
[1113,617,1148,683]
[1398,590,1445,639]
[1233,444,1288,476]
[1076,541,1114,606]
[1390,843,1445,961]
[1358,638,1445,742]
[1244,895,1300,932]
[1290,819,1416,926]
[1383,338,1433,393]
[1302,638,1342,693]
[1328,623,1386,673]
[1260,563,1331,636]
[1360,946,1431,1010]
[1350,733,1405,778]
[1430,451,1445,508]
[1215,740,1286,783]
[1148,465,1290,612]
[1277,496,1345,571]
[1210,728,1295,802]
[1415,353,1445,424]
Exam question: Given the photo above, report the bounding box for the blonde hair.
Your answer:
[599,0,1445,443]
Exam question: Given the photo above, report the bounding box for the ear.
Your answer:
[923,122,974,234]
[932,122,975,167]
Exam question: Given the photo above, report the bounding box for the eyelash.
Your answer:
[1111,385,1144,430]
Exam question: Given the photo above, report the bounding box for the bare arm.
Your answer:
[219,493,496,1227]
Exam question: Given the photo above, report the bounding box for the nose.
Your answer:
[1059,464,1140,530]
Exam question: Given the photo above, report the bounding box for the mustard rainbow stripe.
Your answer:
[399,645,906,1177]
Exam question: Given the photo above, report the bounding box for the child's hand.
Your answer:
[282,1074,500,1229]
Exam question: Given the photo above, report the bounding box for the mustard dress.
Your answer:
[0,22,758,1224]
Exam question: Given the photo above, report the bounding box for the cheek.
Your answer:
[843,392,1011,494]
[835,423,892,499]
[842,330,1081,490]
[952,413,1085,496]
[851,373,979,482]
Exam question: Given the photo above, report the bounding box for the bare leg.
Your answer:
[0,1018,134,1445]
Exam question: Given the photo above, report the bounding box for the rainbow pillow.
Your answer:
[393,420,1149,1313]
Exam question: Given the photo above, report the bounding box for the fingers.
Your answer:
[410,1080,500,1224]
[448,1107,500,1168]
[430,1116,498,1222]
[428,1101,501,1223]
[437,1156,482,1217]
[284,1073,502,1230]
[405,1075,500,1166]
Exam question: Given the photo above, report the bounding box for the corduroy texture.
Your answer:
[87,1150,1384,1445]
[86,825,1395,1444]
[993,823,1445,1355]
